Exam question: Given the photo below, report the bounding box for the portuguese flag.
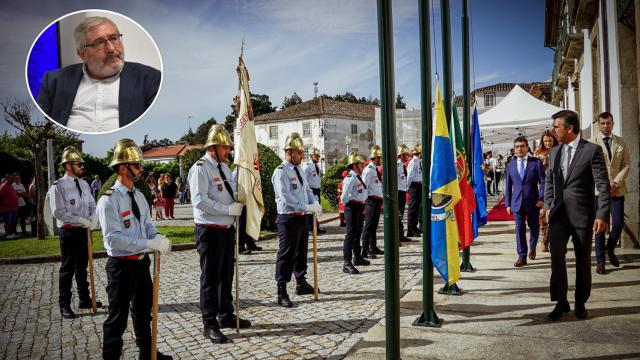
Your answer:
[449,103,476,249]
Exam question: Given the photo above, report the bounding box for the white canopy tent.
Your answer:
[477,85,565,152]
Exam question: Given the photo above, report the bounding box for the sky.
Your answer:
[0,0,553,156]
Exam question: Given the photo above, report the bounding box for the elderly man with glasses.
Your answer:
[37,16,161,132]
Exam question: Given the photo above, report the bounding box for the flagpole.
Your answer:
[437,0,463,296]
[413,0,440,328]
[460,0,475,273]
[376,0,401,357]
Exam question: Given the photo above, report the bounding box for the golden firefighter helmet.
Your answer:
[205,124,234,148]
[369,145,382,159]
[310,147,321,156]
[347,151,364,166]
[109,139,144,167]
[413,142,422,154]
[59,146,84,165]
[284,132,304,152]
[397,144,410,156]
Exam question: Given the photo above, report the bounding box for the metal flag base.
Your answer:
[438,283,463,296]
[413,309,441,327]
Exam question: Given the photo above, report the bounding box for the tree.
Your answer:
[224,93,276,132]
[2,100,77,239]
[321,92,380,106]
[281,91,302,109]
[395,93,407,109]
[179,117,217,145]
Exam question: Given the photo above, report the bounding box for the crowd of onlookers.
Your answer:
[145,172,189,221]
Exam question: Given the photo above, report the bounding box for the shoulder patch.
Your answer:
[277,165,284,169]
[347,174,353,177]
[196,159,205,166]
[104,189,113,196]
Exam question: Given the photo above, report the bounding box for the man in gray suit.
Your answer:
[544,110,610,321]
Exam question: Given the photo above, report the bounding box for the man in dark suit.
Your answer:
[505,136,545,267]
[37,16,160,132]
[544,110,610,321]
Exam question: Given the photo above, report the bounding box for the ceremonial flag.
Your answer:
[471,106,487,238]
[430,84,461,285]
[234,51,265,240]
[450,102,476,249]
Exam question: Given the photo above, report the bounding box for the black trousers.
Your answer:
[549,206,593,304]
[307,188,322,231]
[361,197,382,251]
[58,227,90,306]
[102,255,152,360]
[275,214,309,284]
[407,182,422,233]
[398,191,407,237]
[238,209,257,250]
[344,202,364,261]
[196,226,235,329]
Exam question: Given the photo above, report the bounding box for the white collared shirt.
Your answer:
[562,134,581,174]
[67,65,121,132]
[48,174,96,228]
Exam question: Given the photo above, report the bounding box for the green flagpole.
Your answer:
[413,0,440,328]
[460,0,476,273]
[376,0,401,357]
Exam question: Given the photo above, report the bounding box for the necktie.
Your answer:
[314,163,320,177]
[603,137,612,160]
[563,145,573,178]
[217,163,235,200]
[356,174,367,189]
[519,159,525,180]
[293,166,304,186]
[403,165,407,177]
[128,191,141,222]
[376,166,382,181]
[74,179,83,197]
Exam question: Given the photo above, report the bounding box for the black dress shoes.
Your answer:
[574,302,588,319]
[608,249,620,267]
[218,314,251,329]
[371,247,384,255]
[277,283,293,307]
[317,228,327,234]
[203,327,230,343]
[399,236,412,242]
[248,244,263,251]
[140,350,173,360]
[547,301,571,321]
[60,305,76,319]
[239,248,252,255]
[78,298,102,309]
[295,278,317,295]
[353,257,370,266]
[343,262,359,274]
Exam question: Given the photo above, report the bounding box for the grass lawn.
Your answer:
[0,226,196,259]
[320,195,335,212]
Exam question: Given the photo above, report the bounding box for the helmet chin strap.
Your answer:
[126,164,139,182]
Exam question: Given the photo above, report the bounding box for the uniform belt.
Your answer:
[196,223,232,229]
[62,225,84,229]
[349,200,365,204]
[289,212,306,216]
[368,196,382,200]
[114,253,146,260]
[411,182,422,185]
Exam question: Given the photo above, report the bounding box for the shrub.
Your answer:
[257,143,281,230]
[321,157,348,210]
[98,173,154,207]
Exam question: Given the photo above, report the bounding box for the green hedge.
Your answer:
[321,158,348,210]
[98,173,154,207]
[257,143,281,230]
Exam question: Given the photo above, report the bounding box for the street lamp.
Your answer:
[345,135,352,158]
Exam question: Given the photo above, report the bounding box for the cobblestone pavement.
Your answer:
[0,218,424,359]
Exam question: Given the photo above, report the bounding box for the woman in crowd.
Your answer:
[534,129,558,252]
[161,173,177,220]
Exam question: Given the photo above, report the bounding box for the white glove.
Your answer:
[228,202,244,216]
[147,235,171,255]
[306,202,322,216]
[77,217,92,228]
[89,213,100,230]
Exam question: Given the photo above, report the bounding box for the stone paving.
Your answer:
[0,216,424,359]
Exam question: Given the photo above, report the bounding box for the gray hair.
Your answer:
[74,16,120,51]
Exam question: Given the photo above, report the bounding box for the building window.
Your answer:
[304,146,312,157]
[270,146,279,154]
[302,122,311,137]
[484,93,495,107]
[269,125,277,139]
[351,124,358,134]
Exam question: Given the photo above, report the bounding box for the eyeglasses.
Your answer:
[84,33,123,49]
[128,163,142,170]
[71,162,85,168]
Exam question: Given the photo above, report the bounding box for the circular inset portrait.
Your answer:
[25,9,163,134]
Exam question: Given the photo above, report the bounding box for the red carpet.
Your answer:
[487,196,514,221]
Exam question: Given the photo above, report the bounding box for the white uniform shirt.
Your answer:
[340,170,368,204]
[188,153,237,226]
[48,174,96,228]
[272,161,316,214]
[362,162,382,198]
[302,161,321,190]
[397,159,408,192]
[407,156,423,184]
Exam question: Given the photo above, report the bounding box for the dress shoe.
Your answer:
[608,249,620,267]
[366,252,377,259]
[248,244,263,251]
[596,263,605,274]
[218,314,251,329]
[343,262,360,274]
[528,251,536,261]
[277,283,293,307]
[295,277,316,295]
[574,302,588,319]
[514,257,527,267]
[353,257,370,266]
[239,248,252,255]
[371,247,384,255]
[60,305,76,319]
[78,298,102,309]
[203,327,230,344]
[140,350,174,360]
[317,228,327,234]
[402,235,415,241]
[340,221,346,227]
[546,301,571,321]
